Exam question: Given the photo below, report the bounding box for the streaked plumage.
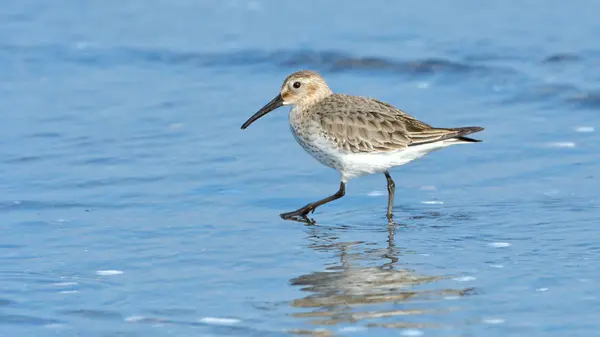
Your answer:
[241,70,483,222]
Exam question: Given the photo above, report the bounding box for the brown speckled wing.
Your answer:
[316,94,461,153]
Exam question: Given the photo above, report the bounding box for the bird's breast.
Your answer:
[289,110,341,170]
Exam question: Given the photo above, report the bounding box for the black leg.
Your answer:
[384,171,395,221]
[280,181,346,220]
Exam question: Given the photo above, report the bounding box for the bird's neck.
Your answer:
[289,104,314,128]
[298,90,333,111]
[289,90,333,125]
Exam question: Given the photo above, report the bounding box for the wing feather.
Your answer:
[316,94,464,153]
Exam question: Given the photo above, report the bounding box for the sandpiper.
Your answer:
[241,70,483,222]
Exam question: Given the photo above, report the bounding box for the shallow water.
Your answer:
[2,1,600,336]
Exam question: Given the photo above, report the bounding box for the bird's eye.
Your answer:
[293,81,301,89]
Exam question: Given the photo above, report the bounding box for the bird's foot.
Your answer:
[280,204,316,224]
[281,214,315,225]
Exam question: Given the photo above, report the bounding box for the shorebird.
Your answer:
[241,70,483,222]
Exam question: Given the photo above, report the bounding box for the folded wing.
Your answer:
[317,94,483,153]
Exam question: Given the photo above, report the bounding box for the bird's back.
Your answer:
[312,93,430,129]
[304,93,482,153]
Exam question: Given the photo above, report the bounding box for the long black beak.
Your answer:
[241,94,284,129]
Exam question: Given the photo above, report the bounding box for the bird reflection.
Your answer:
[289,223,475,331]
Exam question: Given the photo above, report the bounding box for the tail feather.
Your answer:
[451,126,484,143]
[408,126,484,146]
[451,126,484,136]
[455,136,482,143]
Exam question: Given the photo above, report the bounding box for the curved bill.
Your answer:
[241,94,284,129]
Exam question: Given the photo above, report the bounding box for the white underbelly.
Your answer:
[338,141,456,180]
[289,119,463,181]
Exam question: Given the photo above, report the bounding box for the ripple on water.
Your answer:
[58,309,123,320]
[574,126,595,133]
[488,242,512,248]
[0,313,63,326]
[421,200,444,205]
[0,270,127,327]
[542,53,582,63]
[400,329,425,336]
[567,91,600,109]
[546,142,576,149]
[0,199,149,213]
[304,200,475,234]
[197,317,241,325]
[95,270,124,276]
[0,44,513,79]
[483,318,506,325]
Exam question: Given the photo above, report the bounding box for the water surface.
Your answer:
[1,1,600,336]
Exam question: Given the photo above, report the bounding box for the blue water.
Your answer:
[2,1,600,336]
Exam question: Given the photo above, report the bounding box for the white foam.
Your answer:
[338,326,367,333]
[95,270,123,276]
[198,317,241,325]
[489,242,511,248]
[444,296,460,300]
[401,329,424,336]
[52,282,78,287]
[489,264,504,268]
[59,290,79,294]
[453,276,476,282]
[544,189,560,196]
[421,200,443,205]
[416,82,430,89]
[483,318,505,324]
[125,316,146,322]
[536,287,548,292]
[547,142,576,148]
[367,190,385,197]
[574,126,594,133]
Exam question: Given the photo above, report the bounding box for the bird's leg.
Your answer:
[280,182,346,220]
[384,171,395,221]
